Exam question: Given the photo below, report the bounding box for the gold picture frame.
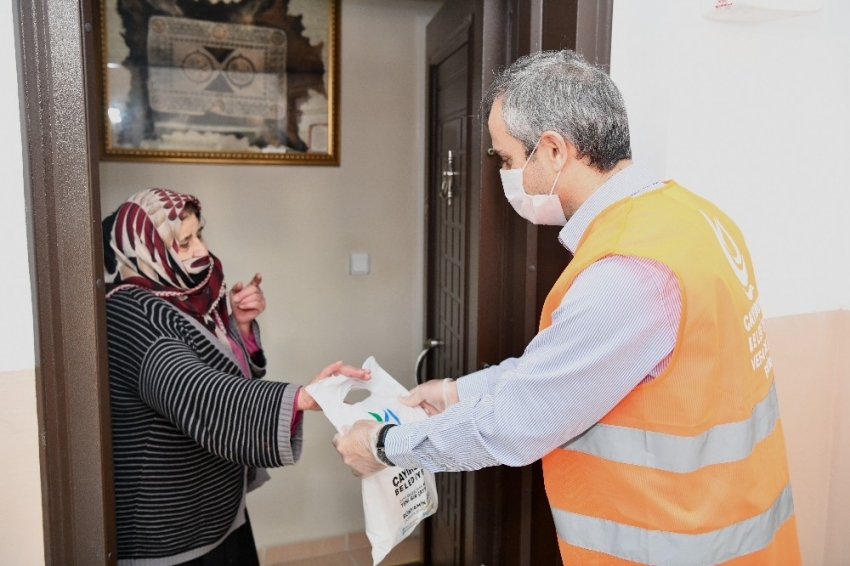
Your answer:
[97,0,340,165]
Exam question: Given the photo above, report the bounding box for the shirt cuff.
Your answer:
[291,388,304,436]
[276,384,303,465]
[242,327,260,354]
[383,422,425,470]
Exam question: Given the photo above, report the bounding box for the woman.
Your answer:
[102,188,367,565]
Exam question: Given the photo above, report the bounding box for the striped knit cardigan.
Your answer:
[106,287,301,565]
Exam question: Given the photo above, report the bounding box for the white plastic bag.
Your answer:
[307,357,438,565]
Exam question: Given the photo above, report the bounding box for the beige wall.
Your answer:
[99,0,441,549]
[768,311,850,564]
[822,311,850,564]
[0,370,44,566]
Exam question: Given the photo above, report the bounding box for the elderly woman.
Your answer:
[102,188,367,565]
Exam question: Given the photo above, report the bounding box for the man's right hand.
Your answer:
[399,378,459,416]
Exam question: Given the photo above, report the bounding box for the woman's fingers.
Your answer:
[315,361,344,381]
[336,364,370,380]
[231,285,266,318]
[232,286,263,304]
[307,362,370,398]
[231,273,263,303]
[235,298,265,312]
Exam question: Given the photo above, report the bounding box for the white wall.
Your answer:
[611,0,850,318]
[99,0,441,549]
[1,2,35,372]
[0,0,45,564]
[611,2,850,562]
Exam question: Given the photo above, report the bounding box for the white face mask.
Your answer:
[499,139,566,226]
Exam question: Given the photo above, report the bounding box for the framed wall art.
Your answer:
[97,0,339,165]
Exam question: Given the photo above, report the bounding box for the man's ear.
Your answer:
[538,130,570,172]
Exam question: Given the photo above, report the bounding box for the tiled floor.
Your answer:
[265,534,421,566]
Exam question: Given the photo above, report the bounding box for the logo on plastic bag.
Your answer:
[368,408,401,425]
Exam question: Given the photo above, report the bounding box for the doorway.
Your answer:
[18,0,613,563]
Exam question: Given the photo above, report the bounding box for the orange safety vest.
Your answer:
[540,182,801,565]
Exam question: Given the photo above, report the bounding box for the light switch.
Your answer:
[349,252,370,275]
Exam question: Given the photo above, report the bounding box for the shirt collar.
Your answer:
[558,162,664,253]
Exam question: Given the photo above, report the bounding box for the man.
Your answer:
[333,50,801,565]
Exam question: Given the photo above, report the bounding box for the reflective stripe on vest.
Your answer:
[560,383,779,473]
[551,482,794,566]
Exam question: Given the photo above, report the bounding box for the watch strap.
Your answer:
[375,423,396,466]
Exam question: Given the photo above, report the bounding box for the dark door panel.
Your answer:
[425,33,470,566]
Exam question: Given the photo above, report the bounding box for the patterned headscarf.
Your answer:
[103,188,231,348]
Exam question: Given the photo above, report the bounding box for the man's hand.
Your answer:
[332,419,385,477]
[230,273,265,338]
[297,361,371,412]
[399,378,458,416]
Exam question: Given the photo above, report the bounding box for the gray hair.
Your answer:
[482,50,631,172]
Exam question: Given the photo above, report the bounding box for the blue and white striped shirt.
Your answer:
[386,163,681,472]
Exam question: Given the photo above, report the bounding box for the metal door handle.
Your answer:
[415,339,444,385]
[440,150,459,206]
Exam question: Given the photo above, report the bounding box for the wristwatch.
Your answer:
[375,423,397,467]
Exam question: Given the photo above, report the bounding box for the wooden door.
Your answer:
[423,1,535,564]
[423,20,471,565]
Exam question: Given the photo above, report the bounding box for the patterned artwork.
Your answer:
[99,0,338,164]
[147,17,288,119]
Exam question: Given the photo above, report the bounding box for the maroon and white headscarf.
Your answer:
[103,188,231,348]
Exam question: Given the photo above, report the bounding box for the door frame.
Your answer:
[15,0,115,562]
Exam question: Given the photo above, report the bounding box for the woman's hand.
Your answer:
[297,361,371,412]
[230,273,265,338]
